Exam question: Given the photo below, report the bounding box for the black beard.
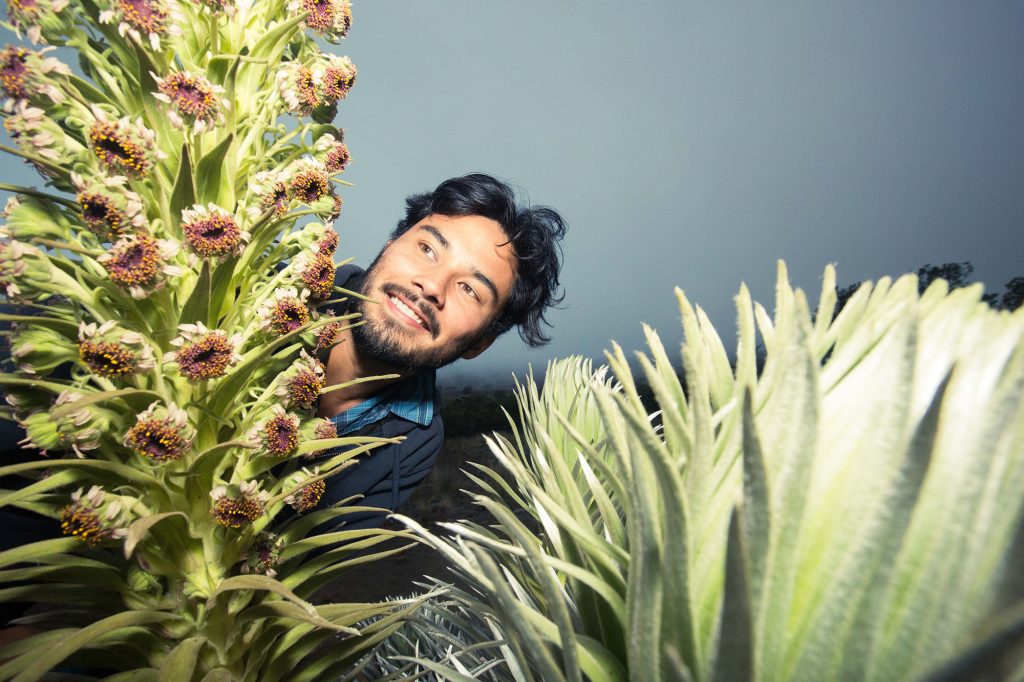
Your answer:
[350,267,482,372]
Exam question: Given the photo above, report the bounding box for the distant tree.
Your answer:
[834,261,1022,318]
[916,262,975,292]
[998,276,1024,311]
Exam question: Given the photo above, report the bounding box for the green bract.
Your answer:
[383,263,1024,681]
[0,0,424,679]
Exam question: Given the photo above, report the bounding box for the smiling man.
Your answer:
[313,173,566,528]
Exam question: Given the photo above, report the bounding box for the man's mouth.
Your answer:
[388,294,432,333]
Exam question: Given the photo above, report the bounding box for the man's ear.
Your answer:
[460,335,496,360]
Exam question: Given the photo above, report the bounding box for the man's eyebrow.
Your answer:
[419,224,449,249]
[419,224,500,301]
[473,270,499,301]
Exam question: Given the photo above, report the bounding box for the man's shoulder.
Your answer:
[334,264,364,291]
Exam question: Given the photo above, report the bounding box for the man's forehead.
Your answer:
[411,216,517,298]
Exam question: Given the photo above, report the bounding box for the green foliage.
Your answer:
[0,0,421,678]
[384,262,1024,680]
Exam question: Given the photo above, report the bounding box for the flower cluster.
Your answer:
[78,320,156,379]
[210,480,268,529]
[289,0,352,42]
[98,232,182,298]
[60,486,136,545]
[250,405,300,457]
[258,286,312,336]
[5,0,70,44]
[302,418,337,459]
[98,0,183,51]
[246,158,342,221]
[241,532,284,577]
[4,102,86,171]
[289,159,330,205]
[315,132,351,174]
[275,350,325,409]
[314,316,344,351]
[283,466,326,512]
[248,170,291,218]
[0,45,70,111]
[276,55,357,116]
[181,204,249,259]
[166,322,243,382]
[294,249,336,301]
[72,173,147,239]
[88,107,164,177]
[10,325,77,375]
[19,390,109,456]
[152,71,226,134]
[123,402,195,463]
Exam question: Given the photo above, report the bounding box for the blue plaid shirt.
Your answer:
[331,370,436,435]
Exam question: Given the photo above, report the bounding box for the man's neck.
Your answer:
[316,327,410,419]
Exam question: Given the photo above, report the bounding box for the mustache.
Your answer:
[381,282,440,339]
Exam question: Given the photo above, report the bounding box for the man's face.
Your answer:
[352,213,517,371]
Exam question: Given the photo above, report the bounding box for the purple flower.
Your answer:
[152,71,226,134]
[124,402,194,463]
[77,320,156,378]
[181,204,249,259]
[258,287,311,336]
[87,107,163,177]
[98,232,180,299]
[289,0,351,43]
[166,322,243,383]
[210,480,268,529]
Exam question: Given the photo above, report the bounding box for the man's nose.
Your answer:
[412,269,447,307]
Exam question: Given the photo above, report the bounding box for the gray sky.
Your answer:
[4,1,1024,387]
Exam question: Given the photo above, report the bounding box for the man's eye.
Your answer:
[419,243,435,259]
[461,282,479,300]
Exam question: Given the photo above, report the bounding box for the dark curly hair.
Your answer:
[391,173,566,347]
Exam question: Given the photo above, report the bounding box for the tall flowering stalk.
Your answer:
[0,1,427,678]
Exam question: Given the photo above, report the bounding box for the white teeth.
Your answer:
[390,296,426,328]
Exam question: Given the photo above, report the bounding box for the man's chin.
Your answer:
[352,326,450,372]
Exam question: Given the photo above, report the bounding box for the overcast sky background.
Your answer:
[4,2,1023,388]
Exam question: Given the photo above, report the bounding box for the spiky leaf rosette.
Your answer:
[388,263,1024,681]
[0,1,423,679]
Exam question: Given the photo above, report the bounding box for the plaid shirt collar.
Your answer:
[331,370,436,435]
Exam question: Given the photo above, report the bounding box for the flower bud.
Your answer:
[86,105,165,178]
[288,0,352,43]
[10,325,78,375]
[77,319,156,379]
[97,232,181,299]
[5,0,72,44]
[124,401,195,463]
[0,239,54,301]
[210,480,269,529]
[282,467,326,513]
[0,45,71,112]
[241,532,284,577]
[165,322,243,383]
[274,350,325,410]
[60,485,140,545]
[257,286,312,336]
[3,102,87,175]
[19,390,115,456]
[97,0,183,52]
